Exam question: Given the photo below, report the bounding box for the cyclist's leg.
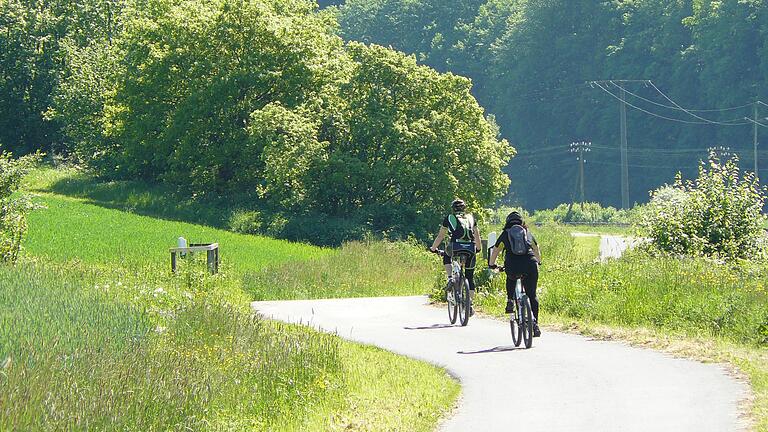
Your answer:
[523,259,540,321]
[442,254,452,281]
[503,267,516,313]
[465,253,477,292]
[464,254,477,312]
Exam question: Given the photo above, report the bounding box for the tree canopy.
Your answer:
[25,0,511,242]
[339,0,768,209]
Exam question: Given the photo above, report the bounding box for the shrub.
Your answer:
[228,210,263,235]
[640,154,767,260]
[0,150,42,264]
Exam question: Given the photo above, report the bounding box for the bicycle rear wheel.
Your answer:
[447,281,458,325]
[510,299,522,347]
[521,295,533,348]
[457,277,471,326]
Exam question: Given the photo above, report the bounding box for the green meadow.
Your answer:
[0,167,458,431]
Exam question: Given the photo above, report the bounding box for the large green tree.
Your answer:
[309,43,513,230]
[102,0,343,194]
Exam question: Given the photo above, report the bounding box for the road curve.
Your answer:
[253,296,747,432]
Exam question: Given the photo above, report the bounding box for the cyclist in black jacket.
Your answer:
[489,211,542,337]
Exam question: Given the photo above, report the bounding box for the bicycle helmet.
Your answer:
[451,199,466,213]
[505,211,523,226]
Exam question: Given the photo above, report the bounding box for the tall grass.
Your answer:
[545,253,768,344]
[4,167,459,430]
[0,265,344,431]
[245,240,437,300]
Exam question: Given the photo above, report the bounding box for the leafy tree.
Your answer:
[0,0,123,155]
[257,42,513,236]
[103,0,344,194]
[54,0,511,240]
[339,0,485,71]
[329,42,512,233]
[49,40,121,170]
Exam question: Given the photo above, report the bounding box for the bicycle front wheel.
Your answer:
[510,299,522,347]
[447,281,458,325]
[521,295,533,349]
[457,277,471,326]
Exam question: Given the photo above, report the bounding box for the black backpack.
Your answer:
[506,225,531,256]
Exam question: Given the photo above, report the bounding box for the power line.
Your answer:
[607,81,756,113]
[609,82,751,124]
[589,160,700,170]
[588,145,762,155]
[744,116,768,128]
[646,81,752,126]
[591,82,723,124]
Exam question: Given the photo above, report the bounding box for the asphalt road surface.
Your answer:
[253,296,747,432]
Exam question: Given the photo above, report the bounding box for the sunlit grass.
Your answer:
[2,166,459,431]
[245,240,437,300]
[0,264,344,431]
[25,194,330,272]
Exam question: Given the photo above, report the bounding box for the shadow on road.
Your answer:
[403,323,457,330]
[457,345,522,354]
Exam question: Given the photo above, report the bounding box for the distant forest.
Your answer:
[335,0,768,209]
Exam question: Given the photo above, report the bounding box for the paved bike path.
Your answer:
[252,296,747,432]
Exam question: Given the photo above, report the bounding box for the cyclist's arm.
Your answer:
[530,234,542,263]
[430,226,448,251]
[489,243,503,267]
[473,225,482,252]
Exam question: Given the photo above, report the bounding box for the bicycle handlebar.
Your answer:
[428,247,448,257]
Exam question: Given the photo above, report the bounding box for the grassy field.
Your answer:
[1,167,458,430]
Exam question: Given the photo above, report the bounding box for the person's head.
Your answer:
[504,211,524,229]
[451,198,466,213]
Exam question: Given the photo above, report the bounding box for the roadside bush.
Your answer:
[640,154,767,260]
[0,151,42,263]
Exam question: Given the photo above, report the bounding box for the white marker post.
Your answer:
[487,231,497,263]
[178,237,187,256]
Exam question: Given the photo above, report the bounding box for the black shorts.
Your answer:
[443,243,477,270]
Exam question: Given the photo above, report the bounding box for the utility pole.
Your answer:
[754,102,759,178]
[620,88,629,209]
[570,141,592,209]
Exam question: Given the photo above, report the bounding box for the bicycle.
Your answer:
[430,244,474,326]
[491,266,534,348]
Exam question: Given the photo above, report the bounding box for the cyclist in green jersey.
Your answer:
[430,199,482,312]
